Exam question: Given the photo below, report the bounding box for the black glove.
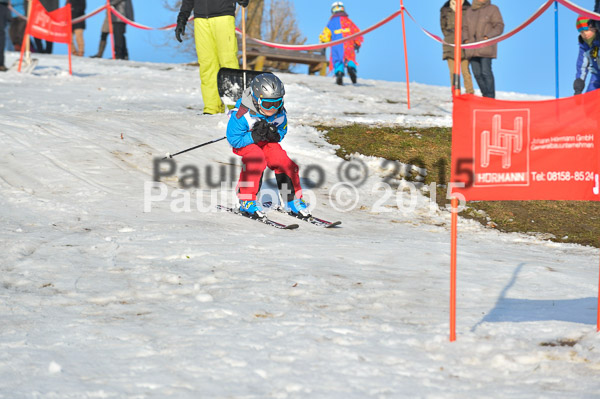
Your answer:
[573,78,585,95]
[237,0,249,7]
[175,11,189,43]
[251,120,280,143]
[354,43,360,53]
[265,125,280,142]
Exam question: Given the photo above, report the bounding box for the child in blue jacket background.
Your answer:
[574,16,600,94]
[319,1,363,85]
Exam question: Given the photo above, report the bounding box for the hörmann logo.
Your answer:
[473,109,530,187]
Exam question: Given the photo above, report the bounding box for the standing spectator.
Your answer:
[463,0,504,98]
[90,14,108,58]
[34,0,57,53]
[440,0,474,94]
[174,0,248,115]
[573,16,600,94]
[0,0,8,71]
[110,0,133,60]
[319,1,363,85]
[90,13,128,60]
[68,0,86,56]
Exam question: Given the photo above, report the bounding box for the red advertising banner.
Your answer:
[27,0,72,43]
[451,91,600,201]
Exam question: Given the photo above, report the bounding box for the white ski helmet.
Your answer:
[331,1,344,13]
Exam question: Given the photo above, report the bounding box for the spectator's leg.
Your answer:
[214,15,238,69]
[461,58,475,94]
[112,23,125,59]
[195,17,227,115]
[469,57,483,96]
[122,25,128,60]
[73,29,84,56]
[92,31,109,58]
[479,57,495,98]
[446,58,455,90]
[0,4,7,68]
[4,14,13,52]
[213,15,237,111]
[33,37,43,53]
[10,18,25,52]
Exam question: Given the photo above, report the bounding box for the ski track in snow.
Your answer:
[0,52,599,398]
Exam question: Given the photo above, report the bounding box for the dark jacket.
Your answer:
[40,0,58,11]
[68,0,86,29]
[69,0,86,17]
[110,0,133,23]
[179,0,239,19]
[463,0,504,59]
[440,0,471,60]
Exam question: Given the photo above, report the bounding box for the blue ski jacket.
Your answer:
[226,88,288,149]
[575,34,600,84]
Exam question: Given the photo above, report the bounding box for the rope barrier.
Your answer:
[72,4,108,25]
[9,1,600,53]
[109,6,182,31]
[404,0,555,49]
[8,5,27,20]
[556,0,600,20]
[8,4,190,30]
[234,10,402,51]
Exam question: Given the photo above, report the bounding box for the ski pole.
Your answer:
[163,136,227,159]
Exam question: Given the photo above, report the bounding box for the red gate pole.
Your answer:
[399,0,410,109]
[453,0,464,97]
[450,197,458,341]
[67,3,72,75]
[106,0,115,60]
[449,0,464,342]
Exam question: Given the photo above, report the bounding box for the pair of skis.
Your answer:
[217,203,341,230]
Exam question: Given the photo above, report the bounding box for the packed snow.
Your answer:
[1,52,599,398]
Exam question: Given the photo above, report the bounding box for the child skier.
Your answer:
[226,73,310,218]
[319,1,363,85]
[573,16,600,95]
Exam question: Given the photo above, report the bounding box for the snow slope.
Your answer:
[1,52,599,398]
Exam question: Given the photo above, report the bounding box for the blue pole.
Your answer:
[555,1,559,98]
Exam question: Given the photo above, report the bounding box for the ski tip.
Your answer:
[325,221,342,228]
[284,224,300,230]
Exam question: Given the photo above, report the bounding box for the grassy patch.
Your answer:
[318,124,600,248]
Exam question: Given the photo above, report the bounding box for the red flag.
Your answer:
[28,0,72,44]
[451,91,600,201]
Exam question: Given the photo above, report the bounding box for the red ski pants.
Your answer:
[233,143,302,201]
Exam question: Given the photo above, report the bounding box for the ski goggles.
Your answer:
[256,96,284,111]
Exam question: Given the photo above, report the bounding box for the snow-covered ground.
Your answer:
[1,52,599,398]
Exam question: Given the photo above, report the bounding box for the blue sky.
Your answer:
[21,0,597,97]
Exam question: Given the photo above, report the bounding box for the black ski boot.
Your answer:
[335,71,344,85]
[347,66,357,84]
